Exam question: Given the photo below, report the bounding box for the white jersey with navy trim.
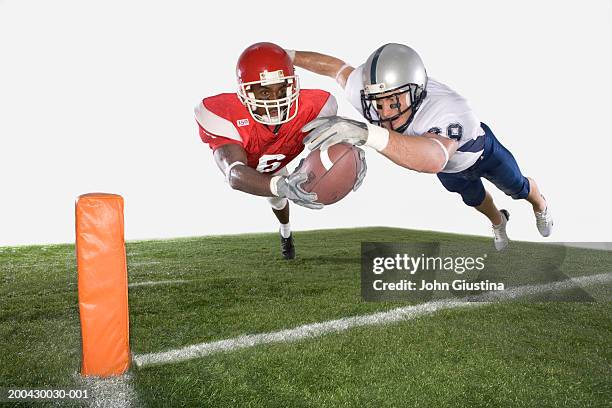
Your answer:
[345,64,485,173]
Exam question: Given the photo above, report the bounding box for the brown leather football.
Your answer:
[298,143,363,205]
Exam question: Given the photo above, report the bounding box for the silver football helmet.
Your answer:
[360,43,428,133]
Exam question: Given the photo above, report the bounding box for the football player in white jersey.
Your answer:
[287,43,553,250]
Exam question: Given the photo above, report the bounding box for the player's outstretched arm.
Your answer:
[290,50,354,89]
[382,131,457,174]
[213,144,323,209]
[213,144,273,196]
[302,116,457,174]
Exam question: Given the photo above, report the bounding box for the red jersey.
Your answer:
[195,89,335,173]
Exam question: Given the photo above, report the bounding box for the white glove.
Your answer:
[271,171,323,210]
[302,116,390,152]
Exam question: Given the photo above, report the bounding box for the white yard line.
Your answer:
[128,279,191,288]
[133,272,612,368]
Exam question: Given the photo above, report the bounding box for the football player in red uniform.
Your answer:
[195,42,364,259]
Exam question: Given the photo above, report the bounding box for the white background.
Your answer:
[1,0,611,246]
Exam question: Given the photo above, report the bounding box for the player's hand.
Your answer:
[274,172,324,210]
[302,116,369,151]
[353,147,367,191]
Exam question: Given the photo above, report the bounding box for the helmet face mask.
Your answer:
[360,84,426,133]
[236,43,300,126]
[238,75,300,125]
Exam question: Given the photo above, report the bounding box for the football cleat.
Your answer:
[280,234,295,260]
[492,209,510,251]
[534,197,553,237]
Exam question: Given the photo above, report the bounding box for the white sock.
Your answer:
[279,222,291,238]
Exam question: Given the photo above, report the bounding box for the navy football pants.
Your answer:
[437,123,530,207]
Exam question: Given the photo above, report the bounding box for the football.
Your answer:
[298,143,364,205]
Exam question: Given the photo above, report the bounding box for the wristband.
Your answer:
[364,123,390,151]
[430,138,449,168]
[270,176,282,197]
[225,161,245,184]
[285,49,296,62]
[334,64,350,84]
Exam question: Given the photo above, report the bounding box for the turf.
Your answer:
[0,227,610,407]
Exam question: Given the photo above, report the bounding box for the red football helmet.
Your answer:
[236,42,300,125]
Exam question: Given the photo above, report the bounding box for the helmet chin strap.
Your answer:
[393,119,411,133]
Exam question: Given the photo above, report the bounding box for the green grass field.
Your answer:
[1,227,611,407]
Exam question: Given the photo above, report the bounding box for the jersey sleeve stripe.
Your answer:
[194,102,243,142]
[457,134,485,153]
[315,94,338,118]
